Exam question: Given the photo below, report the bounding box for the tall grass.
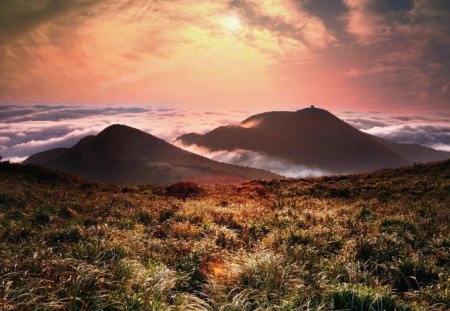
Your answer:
[0,161,449,310]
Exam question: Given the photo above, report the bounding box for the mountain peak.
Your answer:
[294,106,340,121]
[99,124,140,135]
[176,108,450,174]
[96,124,156,143]
[241,107,339,129]
[296,106,331,114]
[25,124,277,185]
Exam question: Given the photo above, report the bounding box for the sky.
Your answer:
[0,0,449,111]
[0,1,449,167]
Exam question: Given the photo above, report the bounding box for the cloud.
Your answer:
[344,65,396,77]
[1,0,447,111]
[0,0,107,38]
[0,104,254,162]
[234,0,336,50]
[3,0,334,108]
[364,124,450,150]
[0,137,10,144]
[1,104,448,170]
[342,0,417,43]
[6,127,98,158]
[175,142,328,178]
[0,105,150,123]
[339,111,450,152]
[174,109,450,175]
[343,0,385,43]
[335,0,450,108]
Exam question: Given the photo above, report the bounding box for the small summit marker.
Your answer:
[310,105,315,109]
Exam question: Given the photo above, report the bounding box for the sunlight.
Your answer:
[222,14,242,33]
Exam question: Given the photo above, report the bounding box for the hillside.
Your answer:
[0,160,449,310]
[177,107,450,174]
[23,124,277,185]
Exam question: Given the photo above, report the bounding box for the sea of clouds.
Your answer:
[0,104,252,163]
[339,111,450,152]
[1,104,449,177]
[173,143,329,178]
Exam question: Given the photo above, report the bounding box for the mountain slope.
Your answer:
[373,136,450,163]
[24,124,278,185]
[176,107,450,174]
[1,159,449,310]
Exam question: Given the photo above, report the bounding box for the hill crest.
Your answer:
[176,107,449,174]
[24,124,278,185]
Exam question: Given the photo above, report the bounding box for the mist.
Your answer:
[175,143,329,178]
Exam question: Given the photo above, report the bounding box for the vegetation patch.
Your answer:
[0,160,449,310]
[165,181,205,200]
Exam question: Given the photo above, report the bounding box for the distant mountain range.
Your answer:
[24,124,278,185]
[176,107,450,175]
[24,108,449,184]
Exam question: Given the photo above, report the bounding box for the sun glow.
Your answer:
[222,14,242,33]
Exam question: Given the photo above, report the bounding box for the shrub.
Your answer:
[215,227,240,250]
[389,259,439,292]
[329,284,399,311]
[0,192,8,205]
[414,281,450,308]
[67,264,112,310]
[158,205,179,222]
[5,210,24,221]
[328,187,352,199]
[111,219,136,230]
[137,210,152,225]
[32,212,51,226]
[0,192,26,209]
[356,234,408,263]
[356,239,377,262]
[254,184,271,198]
[229,251,302,305]
[244,223,270,244]
[166,182,204,200]
[49,227,82,245]
[174,255,206,292]
[1,220,34,243]
[286,230,311,247]
[359,206,374,220]
[58,206,78,219]
[71,240,127,264]
[83,217,99,227]
[380,218,417,235]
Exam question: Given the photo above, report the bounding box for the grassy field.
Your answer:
[0,160,449,310]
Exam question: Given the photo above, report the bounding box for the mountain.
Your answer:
[176,107,450,174]
[24,124,278,185]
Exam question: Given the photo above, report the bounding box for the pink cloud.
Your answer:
[0,0,448,111]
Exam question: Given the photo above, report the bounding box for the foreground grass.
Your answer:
[0,161,449,310]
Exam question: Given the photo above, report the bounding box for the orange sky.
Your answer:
[0,0,449,111]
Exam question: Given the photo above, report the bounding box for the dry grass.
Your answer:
[0,160,449,310]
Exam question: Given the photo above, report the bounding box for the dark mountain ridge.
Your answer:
[24,124,278,185]
[176,107,449,174]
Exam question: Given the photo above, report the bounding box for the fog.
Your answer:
[175,143,329,178]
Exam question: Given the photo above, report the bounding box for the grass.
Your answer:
[0,160,449,310]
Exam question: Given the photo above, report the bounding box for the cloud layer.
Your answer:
[0,104,252,162]
[174,143,329,177]
[340,110,450,152]
[2,105,448,178]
